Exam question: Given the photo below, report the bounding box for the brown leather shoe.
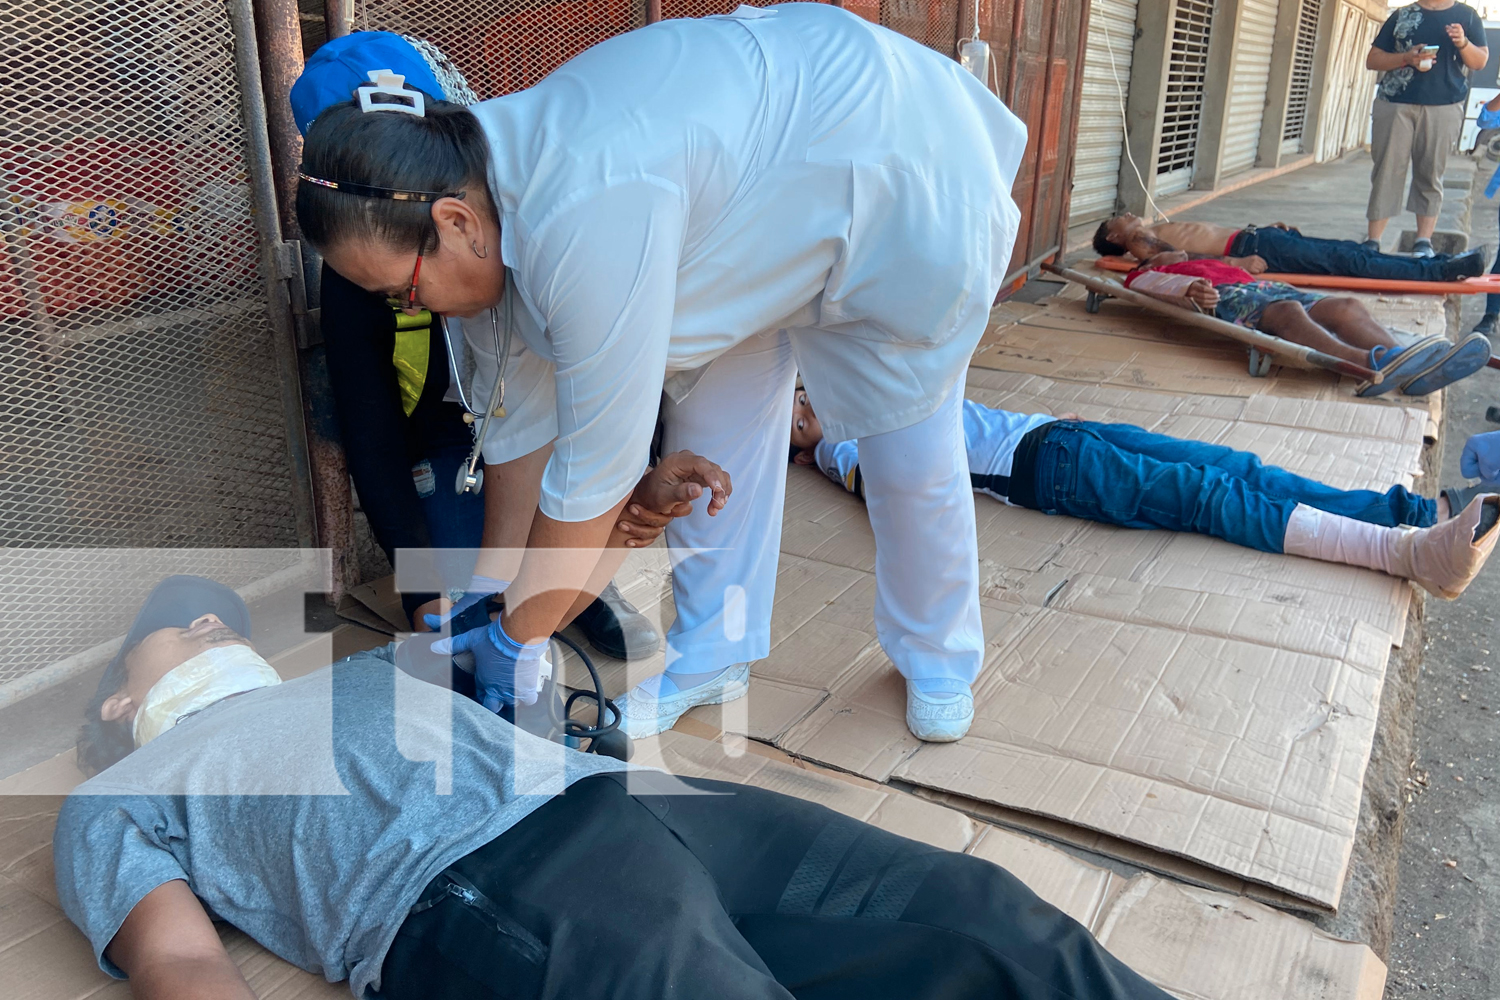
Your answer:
[1394,494,1500,599]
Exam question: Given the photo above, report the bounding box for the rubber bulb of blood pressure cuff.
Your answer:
[960,39,990,83]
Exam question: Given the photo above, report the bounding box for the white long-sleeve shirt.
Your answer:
[813,400,1057,503]
[464,3,1026,521]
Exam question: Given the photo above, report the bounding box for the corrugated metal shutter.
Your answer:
[1281,0,1322,155]
[1222,0,1280,175]
[1156,0,1214,197]
[1069,0,1140,225]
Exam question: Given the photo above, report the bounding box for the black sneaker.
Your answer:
[572,581,661,661]
[1441,247,1488,280]
[1473,312,1499,338]
[1412,238,1436,258]
[1359,239,1381,253]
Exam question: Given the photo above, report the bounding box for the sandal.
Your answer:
[1356,336,1450,397]
[1401,331,1493,396]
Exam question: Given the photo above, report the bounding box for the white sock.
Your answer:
[631,666,730,700]
[1281,504,1400,574]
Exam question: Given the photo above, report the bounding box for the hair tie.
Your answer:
[357,69,426,118]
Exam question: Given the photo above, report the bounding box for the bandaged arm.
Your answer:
[1123,269,1208,312]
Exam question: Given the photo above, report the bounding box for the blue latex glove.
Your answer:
[422,574,509,631]
[1461,430,1500,481]
[432,615,548,711]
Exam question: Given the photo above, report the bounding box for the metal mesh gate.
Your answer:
[1,0,300,687]
[1155,0,1213,197]
[351,0,964,100]
[1282,0,1321,150]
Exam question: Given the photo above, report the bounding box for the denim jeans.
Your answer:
[1027,422,1437,553]
[1231,225,1451,281]
[414,444,486,593]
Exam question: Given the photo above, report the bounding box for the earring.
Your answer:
[471,241,489,259]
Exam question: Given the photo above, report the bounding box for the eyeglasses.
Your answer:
[402,254,423,313]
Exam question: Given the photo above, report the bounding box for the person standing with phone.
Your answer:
[1365,1,1488,257]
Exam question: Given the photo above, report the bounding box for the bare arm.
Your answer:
[1366,45,1421,72]
[1224,254,1268,274]
[559,451,732,625]
[1122,229,1182,262]
[503,496,632,645]
[105,880,255,1000]
[472,443,552,583]
[1448,22,1489,70]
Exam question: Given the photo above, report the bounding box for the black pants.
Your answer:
[1227,225,1451,281]
[379,772,1170,1000]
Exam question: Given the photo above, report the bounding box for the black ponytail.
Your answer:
[296,98,491,255]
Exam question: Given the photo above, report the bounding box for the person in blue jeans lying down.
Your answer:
[790,388,1500,600]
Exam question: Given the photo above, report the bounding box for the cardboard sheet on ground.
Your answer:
[674,366,1425,910]
[0,729,1385,1000]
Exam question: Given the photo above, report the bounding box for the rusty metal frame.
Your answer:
[227,0,318,549]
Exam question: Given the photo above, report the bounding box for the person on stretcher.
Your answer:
[1094,213,1487,283]
[1125,256,1490,397]
[790,388,1500,600]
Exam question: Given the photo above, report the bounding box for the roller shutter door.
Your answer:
[1069,0,1140,225]
[1156,0,1214,197]
[1282,0,1322,156]
[1222,0,1280,175]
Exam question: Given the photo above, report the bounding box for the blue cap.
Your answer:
[291,31,449,136]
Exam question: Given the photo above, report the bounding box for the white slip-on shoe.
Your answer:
[905,681,974,743]
[615,663,751,739]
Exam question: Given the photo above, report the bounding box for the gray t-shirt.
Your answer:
[53,645,629,997]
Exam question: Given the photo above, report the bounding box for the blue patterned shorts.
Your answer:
[1212,281,1326,328]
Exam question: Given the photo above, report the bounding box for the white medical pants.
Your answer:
[661,330,983,692]
[660,331,798,673]
[858,382,984,692]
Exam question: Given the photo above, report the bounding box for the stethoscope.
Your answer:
[442,269,514,495]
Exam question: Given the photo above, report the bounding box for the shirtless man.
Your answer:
[1094,213,1486,283]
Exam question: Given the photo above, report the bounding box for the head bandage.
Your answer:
[132,644,281,747]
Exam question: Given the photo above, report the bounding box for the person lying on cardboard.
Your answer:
[1093,212,1488,283]
[1122,256,1490,397]
[53,541,1181,992]
[791,388,1500,600]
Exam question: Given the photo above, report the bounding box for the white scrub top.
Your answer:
[469,2,1026,521]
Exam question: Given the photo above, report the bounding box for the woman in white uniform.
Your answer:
[295,2,1026,742]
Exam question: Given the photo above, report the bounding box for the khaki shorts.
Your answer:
[1368,97,1465,221]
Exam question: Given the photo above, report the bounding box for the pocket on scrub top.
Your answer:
[817,162,989,348]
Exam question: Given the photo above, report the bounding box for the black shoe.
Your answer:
[1360,239,1381,253]
[1441,247,1488,280]
[1473,312,1499,338]
[1442,482,1500,519]
[572,581,661,661]
[1412,238,1436,258]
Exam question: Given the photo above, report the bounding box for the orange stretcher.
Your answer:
[1091,255,1500,295]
